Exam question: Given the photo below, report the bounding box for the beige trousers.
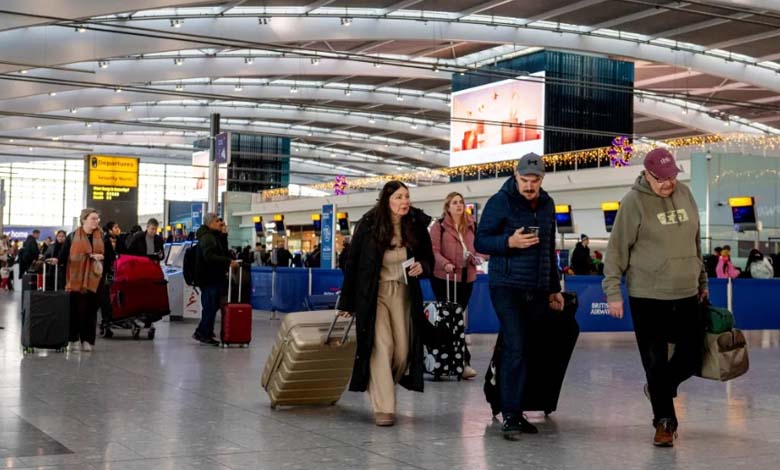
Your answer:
[368,280,411,414]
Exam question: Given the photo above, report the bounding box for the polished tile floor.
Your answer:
[1,291,779,470]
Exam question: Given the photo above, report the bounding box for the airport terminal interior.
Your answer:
[2,1,780,469]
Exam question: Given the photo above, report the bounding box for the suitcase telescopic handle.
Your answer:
[325,314,355,345]
[445,273,457,303]
[228,260,243,302]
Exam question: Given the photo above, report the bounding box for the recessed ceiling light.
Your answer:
[244,57,254,65]
[170,19,183,28]
[49,92,57,97]
[174,57,184,66]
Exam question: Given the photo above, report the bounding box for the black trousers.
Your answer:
[430,275,474,365]
[629,295,703,428]
[69,291,99,344]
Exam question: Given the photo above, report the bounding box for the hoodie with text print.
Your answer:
[602,172,707,302]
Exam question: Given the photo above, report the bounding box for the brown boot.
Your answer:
[374,413,395,427]
[653,419,676,447]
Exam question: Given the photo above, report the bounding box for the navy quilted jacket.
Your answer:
[475,176,561,292]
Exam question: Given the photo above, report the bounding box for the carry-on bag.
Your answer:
[110,255,169,322]
[21,263,70,353]
[484,292,579,416]
[698,329,749,381]
[262,310,356,408]
[703,302,734,334]
[221,262,252,347]
[423,274,466,380]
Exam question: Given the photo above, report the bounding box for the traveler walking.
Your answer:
[337,181,434,427]
[99,222,121,335]
[59,208,105,352]
[474,153,564,441]
[270,241,292,268]
[43,230,67,291]
[429,191,483,380]
[570,234,592,275]
[192,213,239,346]
[603,148,708,448]
[18,229,41,278]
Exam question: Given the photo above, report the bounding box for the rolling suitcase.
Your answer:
[303,294,339,311]
[110,255,170,322]
[221,263,252,347]
[423,274,466,380]
[484,292,579,416]
[21,264,70,353]
[262,310,356,408]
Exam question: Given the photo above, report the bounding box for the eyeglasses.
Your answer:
[647,170,676,184]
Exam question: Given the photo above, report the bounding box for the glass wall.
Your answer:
[0,159,199,229]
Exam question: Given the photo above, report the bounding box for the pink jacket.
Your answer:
[430,213,485,283]
[716,256,740,279]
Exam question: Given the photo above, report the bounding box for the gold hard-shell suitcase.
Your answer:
[262,310,356,408]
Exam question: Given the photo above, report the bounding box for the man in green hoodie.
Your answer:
[603,148,708,448]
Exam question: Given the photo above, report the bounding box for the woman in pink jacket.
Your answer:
[716,248,740,279]
[429,191,485,379]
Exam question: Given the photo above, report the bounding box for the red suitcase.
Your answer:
[110,255,170,321]
[114,255,163,283]
[221,264,252,347]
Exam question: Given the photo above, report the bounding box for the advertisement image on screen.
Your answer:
[450,72,545,167]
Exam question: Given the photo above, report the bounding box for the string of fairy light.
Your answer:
[259,132,780,200]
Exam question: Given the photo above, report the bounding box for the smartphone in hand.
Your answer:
[522,226,539,236]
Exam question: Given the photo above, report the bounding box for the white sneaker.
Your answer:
[68,341,80,352]
[81,342,93,352]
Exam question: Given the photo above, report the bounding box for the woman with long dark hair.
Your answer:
[429,191,484,380]
[337,181,434,426]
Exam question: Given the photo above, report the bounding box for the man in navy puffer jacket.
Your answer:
[475,152,564,441]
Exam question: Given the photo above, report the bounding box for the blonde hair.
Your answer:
[442,192,466,234]
[79,207,99,225]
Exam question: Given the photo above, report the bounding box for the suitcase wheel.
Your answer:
[544,410,552,417]
[23,347,34,354]
[131,327,141,340]
[270,403,277,410]
[147,329,156,340]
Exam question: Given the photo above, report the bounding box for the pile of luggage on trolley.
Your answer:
[20,254,170,353]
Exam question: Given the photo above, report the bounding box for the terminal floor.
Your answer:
[1,293,779,470]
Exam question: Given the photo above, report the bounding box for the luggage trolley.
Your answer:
[100,254,170,340]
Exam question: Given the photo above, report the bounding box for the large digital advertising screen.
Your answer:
[450,72,545,167]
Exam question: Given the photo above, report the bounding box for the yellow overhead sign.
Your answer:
[88,155,139,188]
[728,197,754,208]
[601,201,620,212]
[555,204,571,214]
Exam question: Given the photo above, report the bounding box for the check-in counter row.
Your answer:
[250,267,780,333]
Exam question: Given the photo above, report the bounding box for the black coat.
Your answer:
[570,242,592,275]
[337,207,434,393]
[18,235,40,278]
[126,232,164,260]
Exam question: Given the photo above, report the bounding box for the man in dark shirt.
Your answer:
[127,218,164,260]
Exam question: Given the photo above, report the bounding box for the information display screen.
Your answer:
[556,212,573,229]
[85,155,139,231]
[604,210,618,232]
[732,205,756,225]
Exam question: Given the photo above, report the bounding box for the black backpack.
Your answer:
[182,244,200,287]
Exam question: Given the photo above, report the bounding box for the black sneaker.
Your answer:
[502,419,522,441]
[519,416,539,434]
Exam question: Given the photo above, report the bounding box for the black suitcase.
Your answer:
[484,292,579,416]
[21,264,70,353]
[423,275,467,380]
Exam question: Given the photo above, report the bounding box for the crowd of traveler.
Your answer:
[7,147,777,448]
